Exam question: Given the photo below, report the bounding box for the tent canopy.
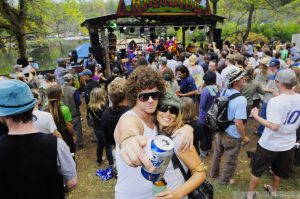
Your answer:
[75,43,90,58]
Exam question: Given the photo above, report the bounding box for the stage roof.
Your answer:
[81,13,225,28]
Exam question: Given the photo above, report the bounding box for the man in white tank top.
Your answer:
[247,69,300,198]
[114,67,194,198]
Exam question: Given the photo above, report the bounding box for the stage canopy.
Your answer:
[81,0,225,73]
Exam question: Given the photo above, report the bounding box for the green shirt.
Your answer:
[280,49,288,61]
[60,103,72,122]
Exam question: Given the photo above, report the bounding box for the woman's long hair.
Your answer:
[260,64,268,77]
[181,97,197,123]
[88,88,107,112]
[156,110,184,136]
[46,85,66,133]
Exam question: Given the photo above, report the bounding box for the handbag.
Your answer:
[172,154,214,199]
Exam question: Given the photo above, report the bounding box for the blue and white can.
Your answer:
[141,135,174,182]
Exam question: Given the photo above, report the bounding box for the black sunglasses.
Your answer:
[137,91,161,102]
[157,104,179,115]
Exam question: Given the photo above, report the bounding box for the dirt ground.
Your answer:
[67,104,300,199]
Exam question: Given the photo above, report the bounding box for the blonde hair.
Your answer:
[88,88,107,112]
[108,77,127,106]
[260,64,268,77]
[181,97,197,123]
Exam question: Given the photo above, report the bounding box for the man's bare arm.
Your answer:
[114,115,155,171]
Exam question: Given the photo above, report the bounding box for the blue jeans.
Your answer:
[257,102,267,135]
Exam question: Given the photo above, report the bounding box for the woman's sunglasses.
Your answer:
[137,91,161,102]
[157,104,179,115]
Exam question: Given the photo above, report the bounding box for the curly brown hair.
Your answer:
[126,66,166,106]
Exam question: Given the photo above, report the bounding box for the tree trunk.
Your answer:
[15,32,26,58]
[213,2,217,14]
[242,4,255,42]
[209,0,219,14]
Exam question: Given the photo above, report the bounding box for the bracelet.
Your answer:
[120,134,138,149]
[190,162,206,175]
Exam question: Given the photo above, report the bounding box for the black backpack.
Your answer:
[205,90,241,132]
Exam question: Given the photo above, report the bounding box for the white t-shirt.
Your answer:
[167,59,178,76]
[33,110,57,134]
[183,59,190,68]
[259,94,300,151]
[115,110,157,199]
[216,71,222,89]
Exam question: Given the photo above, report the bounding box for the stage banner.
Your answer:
[117,0,211,16]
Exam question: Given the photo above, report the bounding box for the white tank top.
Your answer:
[115,110,157,199]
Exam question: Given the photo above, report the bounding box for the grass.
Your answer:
[68,104,300,198]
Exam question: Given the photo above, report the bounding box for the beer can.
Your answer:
[141,135,174,182]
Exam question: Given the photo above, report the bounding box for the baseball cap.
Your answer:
[79,69,92,76]
[268,59,280,67]
[56,58,66,66]
[275,69,297,84]
[63,73,74,81]
[159,90,181,110]
[160,57,167,65]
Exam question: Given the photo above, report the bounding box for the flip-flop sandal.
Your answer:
[264,184,279,198]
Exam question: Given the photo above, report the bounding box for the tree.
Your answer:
[42,0,84,37]
[219,0,292,42]
[0,0,31,58]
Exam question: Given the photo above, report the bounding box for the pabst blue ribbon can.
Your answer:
[141,135,174,182]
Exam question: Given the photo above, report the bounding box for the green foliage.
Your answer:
[252,22,300,42]
[42,0,85,37]
[225,32,269,44]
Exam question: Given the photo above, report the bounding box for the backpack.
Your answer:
[205,90,241,132]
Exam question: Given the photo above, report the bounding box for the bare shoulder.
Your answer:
[118,114,144,130]
[114,114,145,144]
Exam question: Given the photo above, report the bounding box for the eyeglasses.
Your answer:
[157,104,179,115]
[137,91,161,102]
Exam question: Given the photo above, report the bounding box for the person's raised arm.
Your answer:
[115,115,155,171]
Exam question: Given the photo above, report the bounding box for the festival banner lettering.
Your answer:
[117,0,211,16]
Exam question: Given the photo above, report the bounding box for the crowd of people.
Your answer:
[0,38,300,199]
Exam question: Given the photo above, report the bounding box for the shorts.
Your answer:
[251,144,295,178]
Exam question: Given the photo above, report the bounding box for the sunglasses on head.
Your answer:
[157,104,179,115]
[137,91,161,102]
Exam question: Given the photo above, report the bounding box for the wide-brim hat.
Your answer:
[260,57,271,66]
[0,79,37,116]
[226,67,246,86]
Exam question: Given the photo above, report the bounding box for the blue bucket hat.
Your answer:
[0,80,37,116]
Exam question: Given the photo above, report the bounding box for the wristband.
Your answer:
[190,162,206,175]
[120,134,138,149]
